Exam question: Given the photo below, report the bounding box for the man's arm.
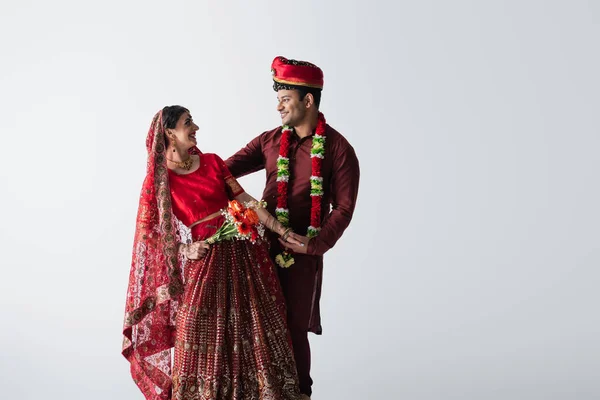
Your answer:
[307,144,360,256]
[225,134,265,178]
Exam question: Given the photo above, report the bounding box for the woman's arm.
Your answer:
[234,191,302,246]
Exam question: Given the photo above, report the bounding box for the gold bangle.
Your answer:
[281,228,292,240]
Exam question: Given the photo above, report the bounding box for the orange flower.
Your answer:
[237,222,251,235]
[228,200,245,222]
[243,209,260,225]
[229,200,244,214]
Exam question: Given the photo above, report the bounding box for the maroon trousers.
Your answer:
[275,249,324,397]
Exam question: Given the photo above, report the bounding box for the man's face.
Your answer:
[276,89,307,127]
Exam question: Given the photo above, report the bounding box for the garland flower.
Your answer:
[275,112,327,268]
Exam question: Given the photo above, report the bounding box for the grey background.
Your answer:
[0,0,598,399]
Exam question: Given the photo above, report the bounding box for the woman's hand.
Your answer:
[180,241,210,260]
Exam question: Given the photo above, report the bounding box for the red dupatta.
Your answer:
[122,110,185,400]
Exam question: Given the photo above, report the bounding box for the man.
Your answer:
[226,56,360,398]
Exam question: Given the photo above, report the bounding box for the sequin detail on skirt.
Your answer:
[172,240,302,400]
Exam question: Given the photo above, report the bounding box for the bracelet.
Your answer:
[268,216,275,231]
[281,228,292,241]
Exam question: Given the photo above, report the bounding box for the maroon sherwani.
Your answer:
[226,123,360,396]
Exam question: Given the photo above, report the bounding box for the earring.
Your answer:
[170,136,176,152]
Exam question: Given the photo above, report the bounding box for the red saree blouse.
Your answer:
[168,153,244,238]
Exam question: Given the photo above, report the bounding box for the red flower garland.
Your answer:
[276,112,327,237]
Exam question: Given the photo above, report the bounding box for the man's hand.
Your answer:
[278,232,309,254]
[180,241,210,260]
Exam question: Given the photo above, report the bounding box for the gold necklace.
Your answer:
[167,155,194,170]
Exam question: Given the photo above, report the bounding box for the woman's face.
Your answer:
[167,112,199,150]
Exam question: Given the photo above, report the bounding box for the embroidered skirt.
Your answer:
[172,236,302,400]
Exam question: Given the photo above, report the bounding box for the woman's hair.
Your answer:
[161,105,189,147]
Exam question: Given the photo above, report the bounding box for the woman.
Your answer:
[122,106,304,400]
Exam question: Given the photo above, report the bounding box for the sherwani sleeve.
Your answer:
[307,144,360,256]
[225,134,265,178]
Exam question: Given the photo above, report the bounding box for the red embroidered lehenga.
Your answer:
[122,111,302,400]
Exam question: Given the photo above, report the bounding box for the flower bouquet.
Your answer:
[205,200,266,245]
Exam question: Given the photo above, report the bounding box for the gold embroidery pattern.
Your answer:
[172,240,302,399]
[225,175,244,197]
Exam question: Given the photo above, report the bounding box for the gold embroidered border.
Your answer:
[225,176,244,196]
